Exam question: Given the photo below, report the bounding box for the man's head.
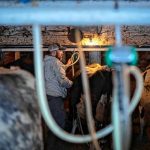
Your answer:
[48,43,66,60]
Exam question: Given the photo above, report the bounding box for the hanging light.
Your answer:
[81,35,102,46]
[88,36,98,46]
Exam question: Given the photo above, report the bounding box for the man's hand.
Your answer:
[66,58,72,66]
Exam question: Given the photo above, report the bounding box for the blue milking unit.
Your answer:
[106,46,138,67]
[105,46,138,150]
[105,25,143,150]
[0,1,146,150]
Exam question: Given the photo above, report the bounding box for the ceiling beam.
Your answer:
[1,47,150,52]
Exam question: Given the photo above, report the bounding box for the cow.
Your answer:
[67,64,113,149]
[139,65,150,141]
[129,65,150,150]
[0,67,42,150]
[70,64,113,124]
[3,53,34,75]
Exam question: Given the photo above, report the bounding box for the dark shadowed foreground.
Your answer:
[46,130,89,150]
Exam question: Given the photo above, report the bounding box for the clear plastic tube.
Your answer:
[112,65,143,150]
[128,66,143,114]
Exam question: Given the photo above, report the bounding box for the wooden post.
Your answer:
[15,51,20,60]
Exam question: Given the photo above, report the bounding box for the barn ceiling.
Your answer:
[0,0,150,48]
[0,25,150,48]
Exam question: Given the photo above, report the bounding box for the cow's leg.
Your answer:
[143,103,150,142]
[139,105,145,140]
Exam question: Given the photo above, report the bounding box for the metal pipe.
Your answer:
[1,47,150,52]
[0,3,150,25]
[115,25,122,46]
[1,1,150,7]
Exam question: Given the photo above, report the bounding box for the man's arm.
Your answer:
[55,60,73,88]
[62,58,72,70]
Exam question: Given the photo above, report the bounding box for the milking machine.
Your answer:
[70,51,79,77]
[63,51,80,77]
[105,26,143,150]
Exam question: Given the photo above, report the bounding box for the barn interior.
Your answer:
[0,0,150,150]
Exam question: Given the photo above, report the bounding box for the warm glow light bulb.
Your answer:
[81,35,105,46]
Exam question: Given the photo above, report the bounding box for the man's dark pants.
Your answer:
[47,95,66,129]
